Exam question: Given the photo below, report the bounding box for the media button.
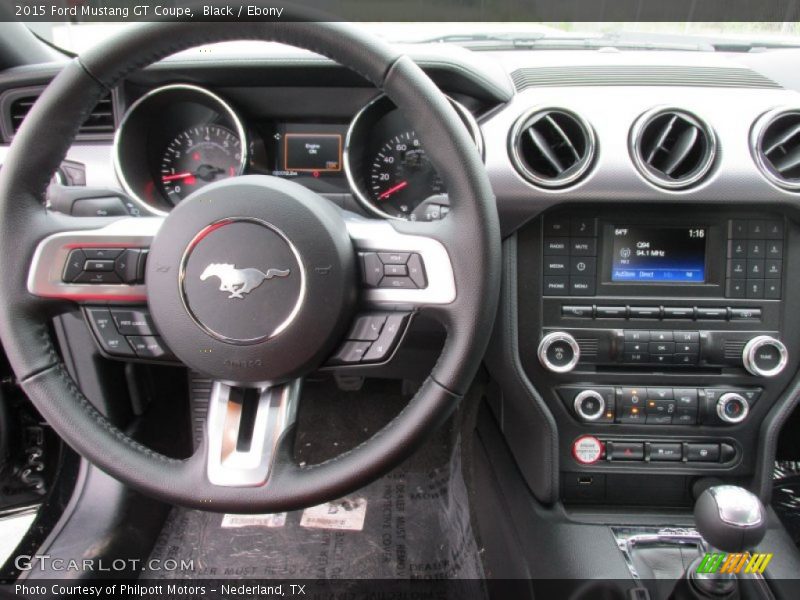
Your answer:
[544,256,569,275]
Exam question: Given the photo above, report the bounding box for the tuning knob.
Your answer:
[742,335,788,377]
[538,332,580,373]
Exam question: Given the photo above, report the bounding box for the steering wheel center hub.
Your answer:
[146,175,357,383]
[180,218,304,344]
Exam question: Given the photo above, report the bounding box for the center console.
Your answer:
[515,206,799,507]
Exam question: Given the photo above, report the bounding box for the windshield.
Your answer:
[27,22,800,55]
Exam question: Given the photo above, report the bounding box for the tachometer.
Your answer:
[367,130,445,218]
[159,125,243,204]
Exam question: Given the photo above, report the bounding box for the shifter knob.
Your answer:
[694,485,767,552]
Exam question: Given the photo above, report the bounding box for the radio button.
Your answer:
[543,276,569,295]
[569,277,596,296]
[629,306,661,319]
[674,331,699,343]
[544,256,569,275]
[765,281,781,299]
[766,240,783,258]
[726,280,746,299]
[764,220,784,239]
[746,279,764,299]
[728,240,747,258]
[747,240,765,258]
[570,256,596,276]
[562,305,593,318]
[747,259,765,277]
[624,330,650,342]
[664,307,694,319]
[765,259,782,278]
[696,307,727,320]
[597,306,627,318]
[747,220,766,238]
[650,330,673,342]
[729,308,761,321]
[544,238,569,255]
[727,259,747,277]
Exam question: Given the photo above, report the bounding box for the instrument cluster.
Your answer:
[113,84,483,220]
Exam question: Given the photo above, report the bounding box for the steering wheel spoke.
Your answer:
[203,379,301,487]
[28,216,163,304]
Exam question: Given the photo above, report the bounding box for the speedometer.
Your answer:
[160,125,243,205]
[368,131,445,218]
[344,94,483,220]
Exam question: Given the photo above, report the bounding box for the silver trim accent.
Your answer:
[742,335,788,378]
[573,390,605,421]
[629,106,718,190]
[178,217,307,346]
[537,331,580,373]
[206,379,300,487]
[508,107,596,188]
[344,215,456,307]
[717,392,750,424]
[343,93,484,220]
[113,84,249,217]
[708,485,765,527]
[27,217,163,301]
[750,107,800,192]
[612,526,705,584]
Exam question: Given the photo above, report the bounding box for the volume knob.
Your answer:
[742,336,788,377]
[538,332,580,373]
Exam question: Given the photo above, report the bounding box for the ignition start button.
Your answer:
[572,435,604,465]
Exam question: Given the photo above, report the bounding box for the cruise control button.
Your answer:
[378,252,410,264]
[379,276,416,289]
[127,336,173,359]
[110,309,155,336]
[347,314,386,341]
[85,308,132,356]
[383,264,408,276]
[650,443,682,461]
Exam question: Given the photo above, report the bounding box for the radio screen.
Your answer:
[611,225,707,283]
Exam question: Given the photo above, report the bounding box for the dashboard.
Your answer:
[2,41,800,511]
[112,80,483,220]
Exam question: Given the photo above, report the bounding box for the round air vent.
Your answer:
[751,108,800,191]
[509,108,596,188]
[630,108,716,189]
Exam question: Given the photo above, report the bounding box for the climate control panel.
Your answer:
[559,386,762,426]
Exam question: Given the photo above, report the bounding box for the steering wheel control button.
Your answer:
[572,436,604,465]
[63,247,147,284]
[127,335,174,360]
[330,341,371,364]
[717,392,750,424]
[742,335,788,377]
[110,309,155,336]
[574,390,606,421]
[347,315,387,342]
[85,308,134,357]
[327,313,409,366]
[62,249,86,282]
[114,249,142,283]
[83,248,123,260]
[74,270,122,284]
[538,332,580,373]
[360,251,428,289]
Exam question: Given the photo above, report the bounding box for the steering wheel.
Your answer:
[0,22,500,512]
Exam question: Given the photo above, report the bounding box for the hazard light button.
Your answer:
[608,441,644,461]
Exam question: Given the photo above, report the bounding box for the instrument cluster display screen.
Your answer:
[611,225,707,283]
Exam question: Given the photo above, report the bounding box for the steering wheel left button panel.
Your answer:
[84,307,177,363]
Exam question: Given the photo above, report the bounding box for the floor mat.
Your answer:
[147,377,485,586]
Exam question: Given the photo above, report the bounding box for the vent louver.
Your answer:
[509,108,595,188]
[5,90,115,140]
[752,109,800,191]
[630,108,716,189]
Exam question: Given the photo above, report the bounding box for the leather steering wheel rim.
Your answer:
[0,21,500,512]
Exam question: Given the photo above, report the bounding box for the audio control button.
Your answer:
[538,332,580,373]
[742,336,788,377]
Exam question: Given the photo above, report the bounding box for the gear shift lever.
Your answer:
[673,485,768,599]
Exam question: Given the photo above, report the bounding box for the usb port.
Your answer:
[577,476,593,486]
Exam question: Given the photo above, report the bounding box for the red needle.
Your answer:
[378,180,408,200]
[161,172,194,183]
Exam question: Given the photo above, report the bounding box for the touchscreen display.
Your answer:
[611,226,707,283]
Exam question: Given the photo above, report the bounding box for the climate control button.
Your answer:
[574,390,606,421]
[716,392,749,424]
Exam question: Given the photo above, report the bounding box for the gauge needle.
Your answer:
[378,180,409,200]
[161,172,195,183]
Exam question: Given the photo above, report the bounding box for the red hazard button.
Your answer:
[572,435,604,465]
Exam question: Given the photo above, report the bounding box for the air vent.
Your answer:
[751,109,800,191]
[2,88,115,141]
[630,108,716,189]
[509,108,595,188]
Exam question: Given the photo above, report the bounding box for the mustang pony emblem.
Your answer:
[200,263,290,299]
